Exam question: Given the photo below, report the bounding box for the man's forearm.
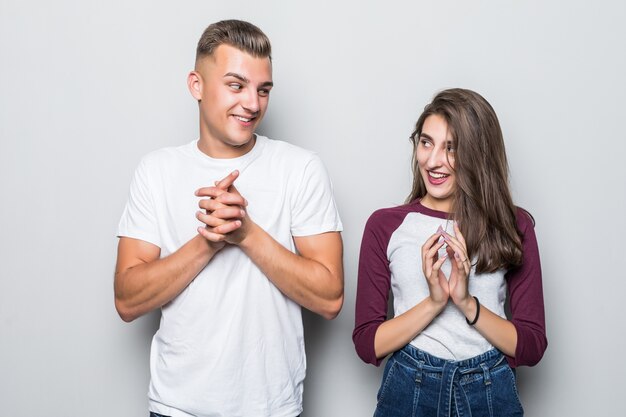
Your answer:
[114,234,221,322]
[238,223,344,320]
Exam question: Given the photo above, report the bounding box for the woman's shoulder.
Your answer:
[514,206,536,236]
[365,199,444,231]
[367,200,424,222]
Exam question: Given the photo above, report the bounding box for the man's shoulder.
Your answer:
[136,140,195,169]
[260,136,318,163]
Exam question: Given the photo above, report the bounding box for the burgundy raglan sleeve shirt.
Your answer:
[505,209,548,367]
[352,204,547,368]
[352,206,411,367]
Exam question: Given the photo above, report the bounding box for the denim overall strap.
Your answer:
[480,362,493,387]
[435,358,496,416]
[437,360,460,417]
[415,359,423,384]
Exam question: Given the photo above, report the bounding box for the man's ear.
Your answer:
[187,71,202,101]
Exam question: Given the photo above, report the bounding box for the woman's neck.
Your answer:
[420,194,453,213]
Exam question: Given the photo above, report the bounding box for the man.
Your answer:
[115,20,343,417]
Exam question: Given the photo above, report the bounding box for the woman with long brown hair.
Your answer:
[353,88,547,416]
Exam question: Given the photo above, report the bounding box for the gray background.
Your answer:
[1,0,624,415]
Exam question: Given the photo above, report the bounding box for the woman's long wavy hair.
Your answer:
[407,88,523,273]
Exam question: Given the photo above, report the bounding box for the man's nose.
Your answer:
[241,88,260,114]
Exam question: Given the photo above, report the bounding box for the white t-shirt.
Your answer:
[118,136,343,417]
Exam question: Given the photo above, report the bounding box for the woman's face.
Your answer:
[416,114,456,212]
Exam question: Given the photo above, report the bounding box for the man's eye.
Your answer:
[258,89,270,97]
[229,84,242,90]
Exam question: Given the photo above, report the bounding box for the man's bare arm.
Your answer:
[114,173,245,322]
[241,228,344,319]
[114,235,223,322]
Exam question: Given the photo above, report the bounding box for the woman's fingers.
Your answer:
[428,251,449,303]
[421,232,443,257]
[445,245,467,274]
[432,250,447,272]
[453,221,467,248]
[442,233,468,264]
[423,239,445,275]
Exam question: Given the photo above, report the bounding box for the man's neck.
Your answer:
[197,135,257,159]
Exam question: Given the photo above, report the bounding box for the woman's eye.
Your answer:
[446,144,456,152]
[420,139,432,148]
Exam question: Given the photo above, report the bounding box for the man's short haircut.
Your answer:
[196,20,272,63]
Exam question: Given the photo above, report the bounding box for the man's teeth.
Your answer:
[429,172,449,179]
[235,116,252,122]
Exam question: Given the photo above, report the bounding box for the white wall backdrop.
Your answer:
[1,1,625,416]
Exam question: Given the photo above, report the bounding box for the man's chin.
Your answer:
[228,138,254,148]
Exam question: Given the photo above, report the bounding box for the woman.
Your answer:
[353,88,547,416]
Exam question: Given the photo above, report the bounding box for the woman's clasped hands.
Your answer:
[421,221,474,312]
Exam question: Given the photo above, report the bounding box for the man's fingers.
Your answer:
[195,170,239,196]
[197,218,243,241]
[215,192,247,206]
[229,183,242,197]
[215,170,239,190]
[211,207,246,221]
[195,186,225,198]
[212,220,242,235]
[196,188,246,206]
[196,211,228,227]
[196,208,245,226]
[223,184,248,206]
[197,227,226,242]
[198,198,227,212]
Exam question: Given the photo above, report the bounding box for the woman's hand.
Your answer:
[442,222,473,309]
[421,231,450,307]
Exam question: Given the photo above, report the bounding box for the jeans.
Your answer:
[150,412,300,417]
[374,344,524,417]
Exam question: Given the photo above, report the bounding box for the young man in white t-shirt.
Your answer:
[114,20,344,417]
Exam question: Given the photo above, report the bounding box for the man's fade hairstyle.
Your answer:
[195,20,272,64]
[407,88,524,274]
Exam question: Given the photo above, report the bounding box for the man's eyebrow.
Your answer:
[224,72,249,83]
[224,72,273,88]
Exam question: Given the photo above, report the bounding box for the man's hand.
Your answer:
[196,169,343,319]
[195,170,252,244]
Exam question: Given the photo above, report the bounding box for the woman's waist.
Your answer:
[393,343,505,374]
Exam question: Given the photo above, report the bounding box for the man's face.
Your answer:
[189,44,273,158]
